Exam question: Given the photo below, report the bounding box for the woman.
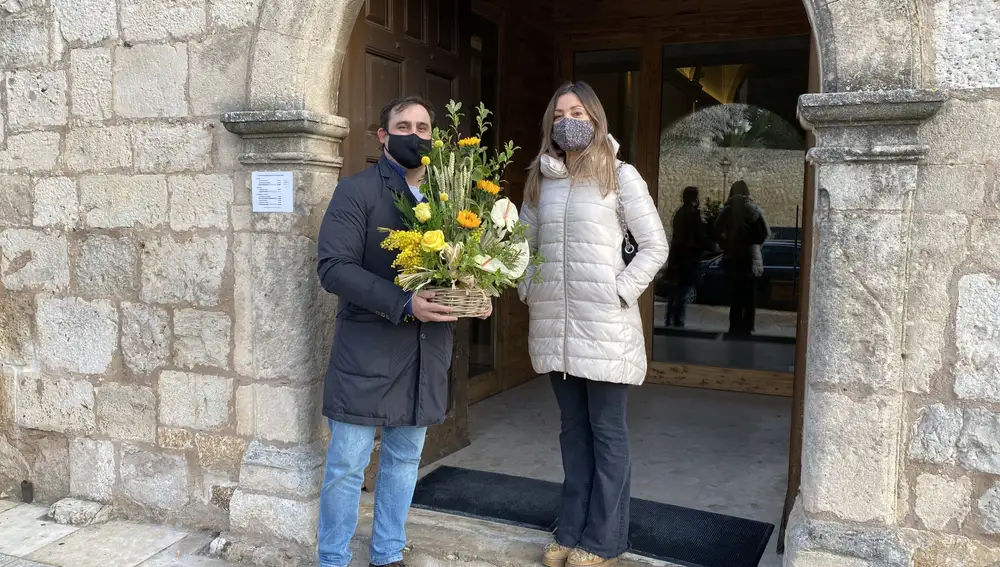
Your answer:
[663,186,710,328]
[713,180,770,337]
[517,82,668,567]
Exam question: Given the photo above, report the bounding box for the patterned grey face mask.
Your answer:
[552,118,595,152]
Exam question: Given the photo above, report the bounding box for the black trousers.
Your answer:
[727,275,756,335]
[550,373,631,558]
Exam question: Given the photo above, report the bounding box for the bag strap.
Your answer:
[615,162,636,255]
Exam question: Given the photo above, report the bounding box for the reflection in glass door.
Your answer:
[651,37,810,385]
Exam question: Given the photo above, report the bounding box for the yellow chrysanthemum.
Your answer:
[457,210,482,229]
[476,179,501,195]
[439,192,449,202]
[420,156,431,166]
[458,137,481,148]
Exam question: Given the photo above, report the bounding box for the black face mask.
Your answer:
[386,133,432,170]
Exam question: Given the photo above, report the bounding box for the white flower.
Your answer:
[473,241,530,279]
[490,198,518,236]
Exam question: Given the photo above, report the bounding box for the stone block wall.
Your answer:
[787,0,1000,563]
[0,0,335,539]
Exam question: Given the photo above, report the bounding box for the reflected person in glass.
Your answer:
[663,186,711,328]
[517,81,669,567]
[713,180,770,337]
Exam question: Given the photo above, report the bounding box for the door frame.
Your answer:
[777,32,820,552]
[465,1,506,405]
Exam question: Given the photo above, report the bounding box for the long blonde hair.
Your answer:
[523,82,619,206]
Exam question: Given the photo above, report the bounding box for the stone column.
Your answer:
[219,110,348,551]
[784,90,945,565]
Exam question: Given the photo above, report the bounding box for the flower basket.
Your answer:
[379,100,543,319]
[426,287,491,318]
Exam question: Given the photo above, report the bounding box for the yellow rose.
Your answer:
[420,156,431,166]
[420,230,446,253]
[439,192,449,202]
[413,202,432,223]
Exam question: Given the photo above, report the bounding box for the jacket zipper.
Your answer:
[562,180,572,380]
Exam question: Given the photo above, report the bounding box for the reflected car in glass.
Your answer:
[654,240,802,311]
[691,240,801,312]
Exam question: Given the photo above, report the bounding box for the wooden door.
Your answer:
[340,0,474,471]
[341,0,473,176]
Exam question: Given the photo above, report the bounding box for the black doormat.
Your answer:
[412,466,774,567]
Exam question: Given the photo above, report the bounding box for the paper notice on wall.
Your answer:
[251,171,294,213]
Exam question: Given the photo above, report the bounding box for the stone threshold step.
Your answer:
[218,495,678,567]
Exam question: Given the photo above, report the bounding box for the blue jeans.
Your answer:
[318,419,427,567]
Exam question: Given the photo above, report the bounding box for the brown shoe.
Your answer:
[567,549,619,567]
[542,542,572,567]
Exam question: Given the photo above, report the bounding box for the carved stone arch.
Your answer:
[801,0,923,92]
[242,0,926,115]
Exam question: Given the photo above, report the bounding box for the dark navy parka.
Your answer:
[317,155,454,427]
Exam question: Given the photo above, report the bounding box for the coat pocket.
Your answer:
[332,319,393,378]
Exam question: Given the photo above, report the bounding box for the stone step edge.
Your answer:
[213,496,677,567]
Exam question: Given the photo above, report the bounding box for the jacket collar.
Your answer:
[378,154,419,205]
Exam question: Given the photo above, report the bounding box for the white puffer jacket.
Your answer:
[518,144,669,385]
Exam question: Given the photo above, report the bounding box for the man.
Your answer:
[315,96,490,567]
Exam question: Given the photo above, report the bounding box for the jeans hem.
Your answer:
[577,544,630,560]
[554,533,578,549]
[370,553,405,566]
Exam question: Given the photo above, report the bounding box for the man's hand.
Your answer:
[411,291,458,323]
[477,301,493,320]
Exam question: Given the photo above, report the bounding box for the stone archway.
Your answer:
[223,2,987,566]
[241,0,927,117]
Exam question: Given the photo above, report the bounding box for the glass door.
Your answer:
[649,36,810,395]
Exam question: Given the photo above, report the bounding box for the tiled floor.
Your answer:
[0,504,231,567]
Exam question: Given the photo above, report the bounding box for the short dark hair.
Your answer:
[682,186,700,206]
[380,96,436,131]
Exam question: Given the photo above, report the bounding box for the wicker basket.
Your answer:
[426,286,491,318]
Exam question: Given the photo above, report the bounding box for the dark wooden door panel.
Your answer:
[404,0,426,41]
[426,71,457,128]
[366,0,391,28]
[342,0,469,175]
[362,50,405,161]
